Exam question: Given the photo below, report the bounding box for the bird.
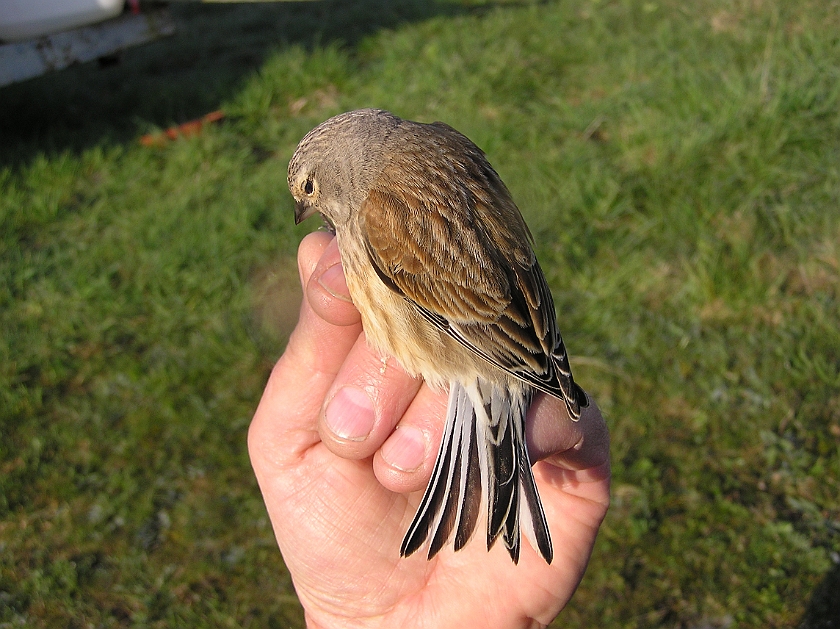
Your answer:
[287,108,588,564]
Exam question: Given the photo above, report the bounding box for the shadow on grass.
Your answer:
[0,0,465,168]
[799,561,840,629]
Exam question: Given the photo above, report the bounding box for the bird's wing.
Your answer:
[359,123,583,416]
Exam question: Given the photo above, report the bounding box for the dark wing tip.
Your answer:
[562,381,589,422]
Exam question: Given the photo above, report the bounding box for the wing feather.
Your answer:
[360,121,584,417]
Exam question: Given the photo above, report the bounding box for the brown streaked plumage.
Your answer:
[288,108,587,564]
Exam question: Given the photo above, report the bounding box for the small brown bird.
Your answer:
[288,109,587,564]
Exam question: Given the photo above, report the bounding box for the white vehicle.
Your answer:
[0,0,126,41]
[0,0,175,87]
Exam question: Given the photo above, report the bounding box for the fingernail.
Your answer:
[325,386,375,441]
[317,263,352,302]
[381,426,426,472]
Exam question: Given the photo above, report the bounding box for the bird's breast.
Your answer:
[335,232,512,389]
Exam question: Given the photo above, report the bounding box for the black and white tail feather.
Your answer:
[400,379,553,564]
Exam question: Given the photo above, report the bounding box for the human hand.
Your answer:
[249,231,611,629]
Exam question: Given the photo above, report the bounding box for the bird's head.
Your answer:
[288,109,400,232]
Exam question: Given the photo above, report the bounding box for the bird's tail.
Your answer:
[400,379,553,564]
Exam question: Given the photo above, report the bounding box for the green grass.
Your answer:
[2,0,839,627]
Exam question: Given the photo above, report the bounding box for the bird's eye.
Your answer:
[304,178,315,195]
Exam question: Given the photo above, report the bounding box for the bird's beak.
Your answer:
[294,199,317,225]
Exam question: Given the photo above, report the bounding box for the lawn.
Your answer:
[1,0,839,627]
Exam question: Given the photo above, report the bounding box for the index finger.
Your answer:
[249,232,363,466]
